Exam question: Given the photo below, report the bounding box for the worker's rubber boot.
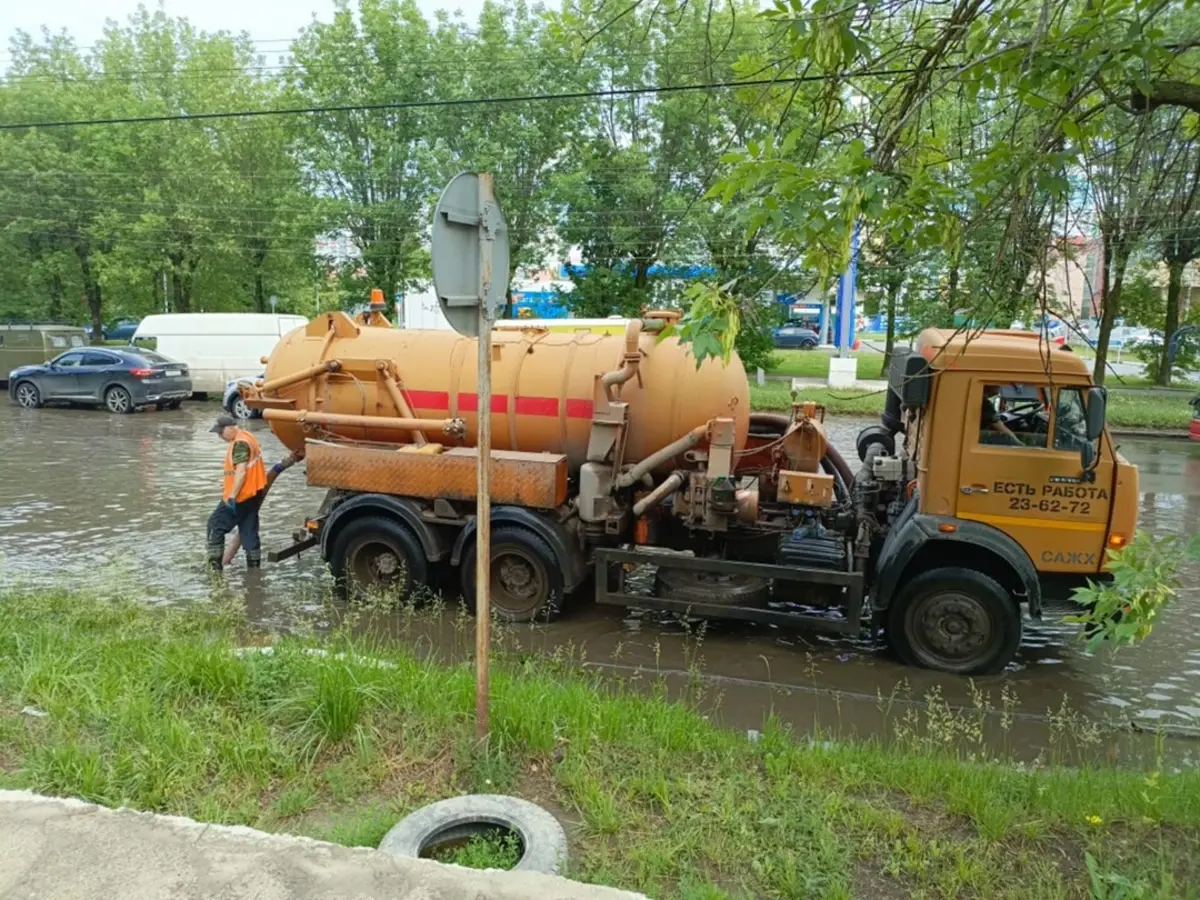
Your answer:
[206,543,225,572]
[246,551,262,570]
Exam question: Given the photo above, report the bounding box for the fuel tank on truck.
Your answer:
[262,312,750,473]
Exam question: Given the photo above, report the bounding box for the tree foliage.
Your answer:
[5,0,1200,377]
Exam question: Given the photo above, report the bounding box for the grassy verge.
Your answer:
[749,382,1194,429]
[767,349,886,380]
[1,591,1197,899]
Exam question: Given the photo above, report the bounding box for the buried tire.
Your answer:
[328,515,429,603]
[378,794,568,875]
[886,567,1022,676]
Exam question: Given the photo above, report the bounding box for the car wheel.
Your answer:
[801,340,817,351]
[460,526,565,623]
[887,567,1022,675]
[231,395,253,419]
[104,385,134,415]
[14,381,42,409]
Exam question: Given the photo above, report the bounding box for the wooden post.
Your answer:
[475,173,495,741]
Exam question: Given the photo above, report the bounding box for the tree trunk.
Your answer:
[172,270,187,313]
[1157,258,1184,386]
[74,244,103,343]
[88,283,103,343]
[881,280,900,378]
[152,267,164,314]
[254,268,266,313]
[48,274,64,321]
[1092,243,1128,386]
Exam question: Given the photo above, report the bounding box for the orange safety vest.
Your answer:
[222,429,268,503]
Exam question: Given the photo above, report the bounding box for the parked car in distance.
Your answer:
[101,318,141,343]
[223,373,264,419]
[131,312,307,395]
[772,323,821,350]
[8,347,192,414]
[0,323,89,386]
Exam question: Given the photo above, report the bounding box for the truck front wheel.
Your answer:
[460,527,564,624]
[887,567,1022,675]
[328,515,429,603]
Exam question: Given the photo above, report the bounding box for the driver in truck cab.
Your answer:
[979,384,1021,444]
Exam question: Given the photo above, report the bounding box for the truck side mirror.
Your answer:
[1085,387,1106,441]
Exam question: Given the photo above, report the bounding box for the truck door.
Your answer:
[957,379,1113,575]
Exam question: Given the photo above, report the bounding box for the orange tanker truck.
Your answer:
[246,309,1138,676]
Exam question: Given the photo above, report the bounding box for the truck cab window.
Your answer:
[978,383,1050,448]
[1053,388,1091,451]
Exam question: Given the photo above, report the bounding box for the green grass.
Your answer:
[766,349,887,380]
[750,382,889,417]
[749,380,1195,430]
[429,829,523,869]
[0,590,1197,899]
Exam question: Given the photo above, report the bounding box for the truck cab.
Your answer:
[864,329,1139,672]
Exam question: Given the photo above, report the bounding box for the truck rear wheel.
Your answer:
[887,567,1021,675]
[460,527,564,624]
[329,515,429,603]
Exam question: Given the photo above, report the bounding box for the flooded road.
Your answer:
[1,399,1198,764]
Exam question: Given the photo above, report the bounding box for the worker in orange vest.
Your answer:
[206,413,272,570]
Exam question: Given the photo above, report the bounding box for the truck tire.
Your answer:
[460,527,564,623]
[886,567,1022,675]
[328,515,429,603]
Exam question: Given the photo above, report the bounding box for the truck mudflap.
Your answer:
[872,512,1043,618]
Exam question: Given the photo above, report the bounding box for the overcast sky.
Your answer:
[1,0,494,58]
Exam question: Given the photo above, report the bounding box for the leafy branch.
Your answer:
[1067,530,1200,653]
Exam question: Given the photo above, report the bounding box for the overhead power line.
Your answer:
[0,66,929,131]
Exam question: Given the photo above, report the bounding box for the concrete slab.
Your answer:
[0,790,649,900]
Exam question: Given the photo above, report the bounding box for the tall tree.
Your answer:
[288,0,442,299]
[435,0,584,312]
[1151,123,1200,385]
[1081,111,1183,384]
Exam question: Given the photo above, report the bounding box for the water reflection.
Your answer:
[1,401,1197,764]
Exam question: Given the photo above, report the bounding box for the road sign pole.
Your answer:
[428,170,510,743]
[475,173,495,741]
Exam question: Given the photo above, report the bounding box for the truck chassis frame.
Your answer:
[594,547,866,637]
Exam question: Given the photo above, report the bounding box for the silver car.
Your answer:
[223,373,263,419]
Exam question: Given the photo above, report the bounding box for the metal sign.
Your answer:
[430,171,508,740]
[431,172,511,337]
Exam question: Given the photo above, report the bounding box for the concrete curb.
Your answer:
[0,790,649,900]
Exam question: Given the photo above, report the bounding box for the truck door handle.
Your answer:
[960,485,989,495]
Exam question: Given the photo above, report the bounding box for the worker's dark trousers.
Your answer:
[206,493,264,570]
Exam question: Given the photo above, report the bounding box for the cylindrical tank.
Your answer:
[263,314,750,473]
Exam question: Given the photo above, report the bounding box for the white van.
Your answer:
[131,313,308,395]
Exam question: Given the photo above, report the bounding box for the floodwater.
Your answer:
[1,400,1198,766]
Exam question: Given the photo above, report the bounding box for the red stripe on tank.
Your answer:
[565,398,595,419]
[404,390,450,410]
[402,390,593,419]
[457,393,509,414]
[515,396,559,416]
